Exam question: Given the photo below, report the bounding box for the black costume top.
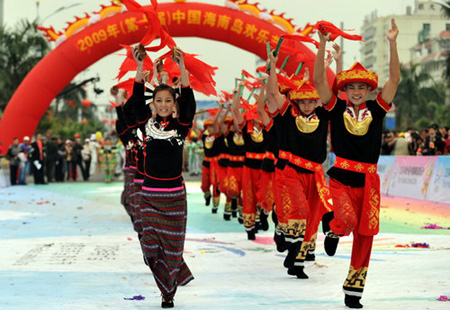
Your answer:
[127,81,196,188]
[324,93,390,187]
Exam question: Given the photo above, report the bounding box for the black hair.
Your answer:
[153,84,177,101]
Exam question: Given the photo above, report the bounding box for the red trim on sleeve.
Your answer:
[376,92,391,112]
[177,119,191,126]
[280,100,290,116]
[265,105,279,118]
[135,80,144,84]
[264,118,274,131]
[323,94,337,111]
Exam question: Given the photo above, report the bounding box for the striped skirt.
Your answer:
[121,168,135,217]
[139,185,194,299]
[129,180,143,233]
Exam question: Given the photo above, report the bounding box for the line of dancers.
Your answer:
[112,7,399,308]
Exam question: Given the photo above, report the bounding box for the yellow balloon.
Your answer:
[95,131,102,141]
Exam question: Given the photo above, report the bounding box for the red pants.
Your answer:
[226,166,243,198]
[201,161,220,198]
[218,164,229,197]
[260,170,275,213]
[242,166,263,230]
[274,168,287,227]
[329,178,374,297]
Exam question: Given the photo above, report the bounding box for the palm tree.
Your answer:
[0,20,49,111]
[394,63,445,128]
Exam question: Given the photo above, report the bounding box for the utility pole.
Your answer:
[0,0,4,26]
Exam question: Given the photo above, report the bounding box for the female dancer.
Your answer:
[127,45,195,308]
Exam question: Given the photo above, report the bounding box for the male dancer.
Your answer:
[313,19,400,308]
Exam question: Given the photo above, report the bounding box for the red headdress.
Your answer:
[335,62,378,91]
[288,81,319,101]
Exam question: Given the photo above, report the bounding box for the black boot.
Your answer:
[259,210,269,231]
[344,295,363,309]
[204,192,211,206]
[283,242,301,268]
[287,266,309,279]
[324,234,340,256]
[322,211,340,256]
[212,207,218,214]
[305,253,316,261]
[247,228,256,240]
[274,232,287,252]
[223,214,231,221]
[231,198,238,218]
[271,209,279,226]
[161,296,174,308]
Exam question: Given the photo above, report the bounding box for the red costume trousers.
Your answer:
[329,178,374,297]
[201,160,220,198]
[242,166,263,230]
[260,170,275,213]
[226,166,243,198]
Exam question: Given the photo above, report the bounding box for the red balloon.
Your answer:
[81,99,92,107]
[102,118,109,124]
[0,2,335,154]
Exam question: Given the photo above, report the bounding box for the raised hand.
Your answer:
[332,43,342,62]
[387,18,399,42]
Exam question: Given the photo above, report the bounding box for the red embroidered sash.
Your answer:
[279,150,333,213]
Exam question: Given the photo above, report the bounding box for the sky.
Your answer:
[3,0,416,104]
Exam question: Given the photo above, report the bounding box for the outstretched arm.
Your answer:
[267,51,286,112]
[256,82,271,126]
[381,18,400,103]
[173,47,190,87]
[313,32,333,104]
[231,85,244,126]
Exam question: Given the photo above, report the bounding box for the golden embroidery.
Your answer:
[354,163,364,172]
[205,135,215,149]
[343,110,373,136]
[305,162,313,169]
[289,90,319,100]
[340,160,350,169]
[368,165,377,173]
[233,133,245,146]
[250,129,264,143]
[295,115,320,133]
[368,188,380,231]
[224,138,229,147]
[344,266,368,290]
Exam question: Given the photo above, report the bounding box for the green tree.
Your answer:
[395,64,446,129]
[0,20,49,111]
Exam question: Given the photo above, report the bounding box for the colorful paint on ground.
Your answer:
[0,182,449,310]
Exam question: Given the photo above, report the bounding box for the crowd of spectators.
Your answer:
[381,124,450,156]
[1,132,124,185]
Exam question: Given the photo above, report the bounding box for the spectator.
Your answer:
[6,137,21,185]
[71,134,85,181]
[422,125,445,155]
[81,139,92,181]
[381,131,395,155]
[89,134,101,176]
[392,132,409,155]
[45,136,59,182]
[65,140,75,181]
[18,136,31,185]
[444,127,450,155]
[29,133,46,184]
[55,137,66,182]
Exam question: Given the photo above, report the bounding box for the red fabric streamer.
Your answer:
[313,20,364,42]
[242,69,257,80]
[282,34,320,48]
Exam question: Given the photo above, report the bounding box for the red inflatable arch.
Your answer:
[0,2,335,152]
